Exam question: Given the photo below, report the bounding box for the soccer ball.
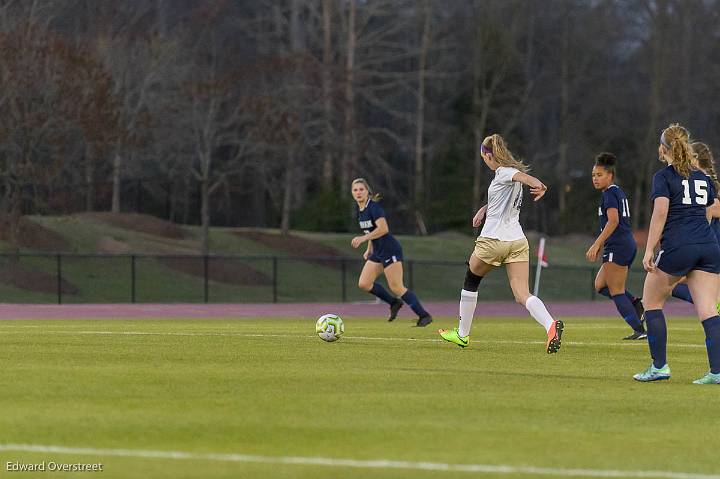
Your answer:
[316,314,344,342]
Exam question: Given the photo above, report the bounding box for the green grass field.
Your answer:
[0,316,716,479]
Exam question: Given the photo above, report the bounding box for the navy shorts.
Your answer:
[368,249,404,268]
[602,244,637,267]
[656,242,720,277]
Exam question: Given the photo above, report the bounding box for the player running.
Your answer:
[351,178,433,327]
[634,124,720,384]
[585,153,646,340]
[438,134,563,353]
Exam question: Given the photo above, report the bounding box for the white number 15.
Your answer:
[681,179,708,205]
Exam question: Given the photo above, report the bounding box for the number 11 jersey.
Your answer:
[599,184,634,249]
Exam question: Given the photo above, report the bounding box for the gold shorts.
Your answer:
[473,237,529,266]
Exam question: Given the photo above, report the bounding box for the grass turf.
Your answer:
[0,316,716,479]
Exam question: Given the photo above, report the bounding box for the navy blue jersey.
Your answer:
[357,199,402,259]
[651,165,717,249]
[706,173,720,246]
[598,185,634,247]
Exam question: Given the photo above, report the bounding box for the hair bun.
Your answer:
[595,152,617,167]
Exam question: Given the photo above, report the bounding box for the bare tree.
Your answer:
[94,27,182,213]
[321,0,336,191]
[341,0,357,194]
[0,22,118,246]
[182,5,259,254]
[413,0,431,235]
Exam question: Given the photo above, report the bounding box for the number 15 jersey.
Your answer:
[651,165,716,250]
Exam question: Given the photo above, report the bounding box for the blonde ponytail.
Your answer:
[661,123,694,178]
[692,142,720,195]
[482,134,529,172]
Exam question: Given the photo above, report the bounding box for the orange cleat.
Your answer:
[546,320,564,354]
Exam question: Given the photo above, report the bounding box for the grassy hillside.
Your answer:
[0,214,642,303]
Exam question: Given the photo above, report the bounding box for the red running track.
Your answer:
[0,300,696,320]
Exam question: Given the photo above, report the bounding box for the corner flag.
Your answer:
[533,237,548,296]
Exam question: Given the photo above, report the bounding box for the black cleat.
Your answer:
[416,315,433,327]
[388,300,403,322]
[623,330,647,340]
[632,297,644,323]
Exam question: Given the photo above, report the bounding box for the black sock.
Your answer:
[401,290,429,318]
[369,282,395,305]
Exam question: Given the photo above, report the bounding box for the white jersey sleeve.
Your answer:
[494,167,520,184]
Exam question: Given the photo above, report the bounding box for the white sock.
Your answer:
[458,289,478,337]
[525,295,555,332]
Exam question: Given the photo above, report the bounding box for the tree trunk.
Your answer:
[281,151,295,235]
[634,2,667,229]
[341,0,356,194]
[679,6,691,121]
[556,8,570,229]
[8,184,21,253]
[85,145,95,212]
[471,7,489,214]
[182,175,191,225]
[168,181,176,222]
[279,0,302,235]
[111,152,122,213]
[321,0,334,190]
[472,106,489,211]
[200,174,210,256]
[413,1,430,235]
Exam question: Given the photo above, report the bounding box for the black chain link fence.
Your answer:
[0,253,646,304]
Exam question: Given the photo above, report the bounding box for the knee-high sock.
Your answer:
[401,290,429,318]
[671,283,693,304]
[369,282,395,305]
[458,289,478,337]
[598,286,639,304]
[524,295,555,332]
[645,310,667,369]
[702,316,720,374]
[611,294,643,331]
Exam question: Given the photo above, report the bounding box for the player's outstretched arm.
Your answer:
[511,172,547,201]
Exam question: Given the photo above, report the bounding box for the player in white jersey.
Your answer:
[438,133,564,353]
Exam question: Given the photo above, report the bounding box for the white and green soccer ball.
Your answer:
[316,314,344,342]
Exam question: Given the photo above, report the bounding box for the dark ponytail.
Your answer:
[594,152,617,178]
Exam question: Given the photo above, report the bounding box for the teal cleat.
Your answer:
[633,364,671,382]
[438,327,469,348]
[693,371,720,384]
